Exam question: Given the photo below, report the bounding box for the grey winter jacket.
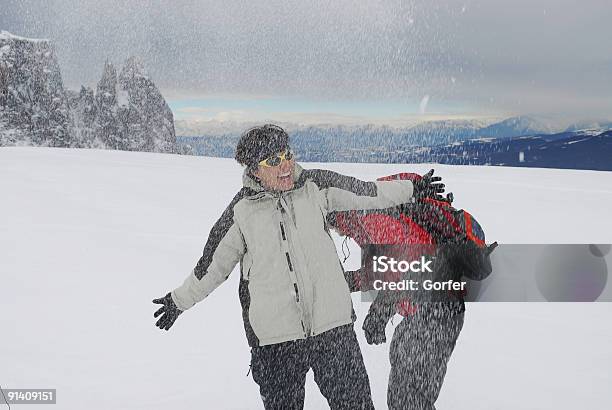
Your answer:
[171,164,414,346]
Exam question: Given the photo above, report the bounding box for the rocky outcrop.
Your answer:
[68,57,176,153]
[117,56,176,153]
[0,30,71,147]
[1,31,176,153]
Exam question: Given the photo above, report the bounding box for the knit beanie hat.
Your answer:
[235,124,290,169]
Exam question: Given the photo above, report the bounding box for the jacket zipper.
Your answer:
[277,196,309,337]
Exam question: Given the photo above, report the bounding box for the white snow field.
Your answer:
[1,147,612,409]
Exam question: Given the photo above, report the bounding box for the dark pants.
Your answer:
[388,311,465,410]
[250,324,374,410]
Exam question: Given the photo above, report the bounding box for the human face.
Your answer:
[253,151,296,191]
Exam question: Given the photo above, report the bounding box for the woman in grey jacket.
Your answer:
[153,124,444,409]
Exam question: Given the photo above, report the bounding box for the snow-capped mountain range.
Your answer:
[174,114,596,142]
[177,123,612,170]
[0,30,176,152]
[2,30,611,170]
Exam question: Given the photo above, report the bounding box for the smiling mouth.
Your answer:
[278,172,291,179]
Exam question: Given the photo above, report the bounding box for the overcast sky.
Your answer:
[2,0,611,125]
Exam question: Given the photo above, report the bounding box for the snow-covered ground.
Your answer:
[1,147,611,409]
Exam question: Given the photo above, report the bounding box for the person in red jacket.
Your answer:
[329,173,496,410]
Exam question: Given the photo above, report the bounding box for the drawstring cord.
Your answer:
[341,236,351,263]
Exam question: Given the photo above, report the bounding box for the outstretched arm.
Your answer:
[301,168,413,213]
[153,222,245,330]
[153,189,249,330]
[302,168,444,214]
[171,222,246,310]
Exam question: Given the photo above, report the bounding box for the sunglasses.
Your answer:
[259,150,294,168]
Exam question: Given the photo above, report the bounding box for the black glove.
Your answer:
[343,269,363,293]
[362,292,396,345]
[412,169,445,200]
[153,292,183,331]
[363,311,388,345]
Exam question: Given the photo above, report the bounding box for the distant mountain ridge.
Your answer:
[178,127,612,171]
[405,129,612,171]
[176,114,609,159]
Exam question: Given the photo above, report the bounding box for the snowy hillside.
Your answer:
[1,147,612,409]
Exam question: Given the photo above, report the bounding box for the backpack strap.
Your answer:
[461,210,486,248]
